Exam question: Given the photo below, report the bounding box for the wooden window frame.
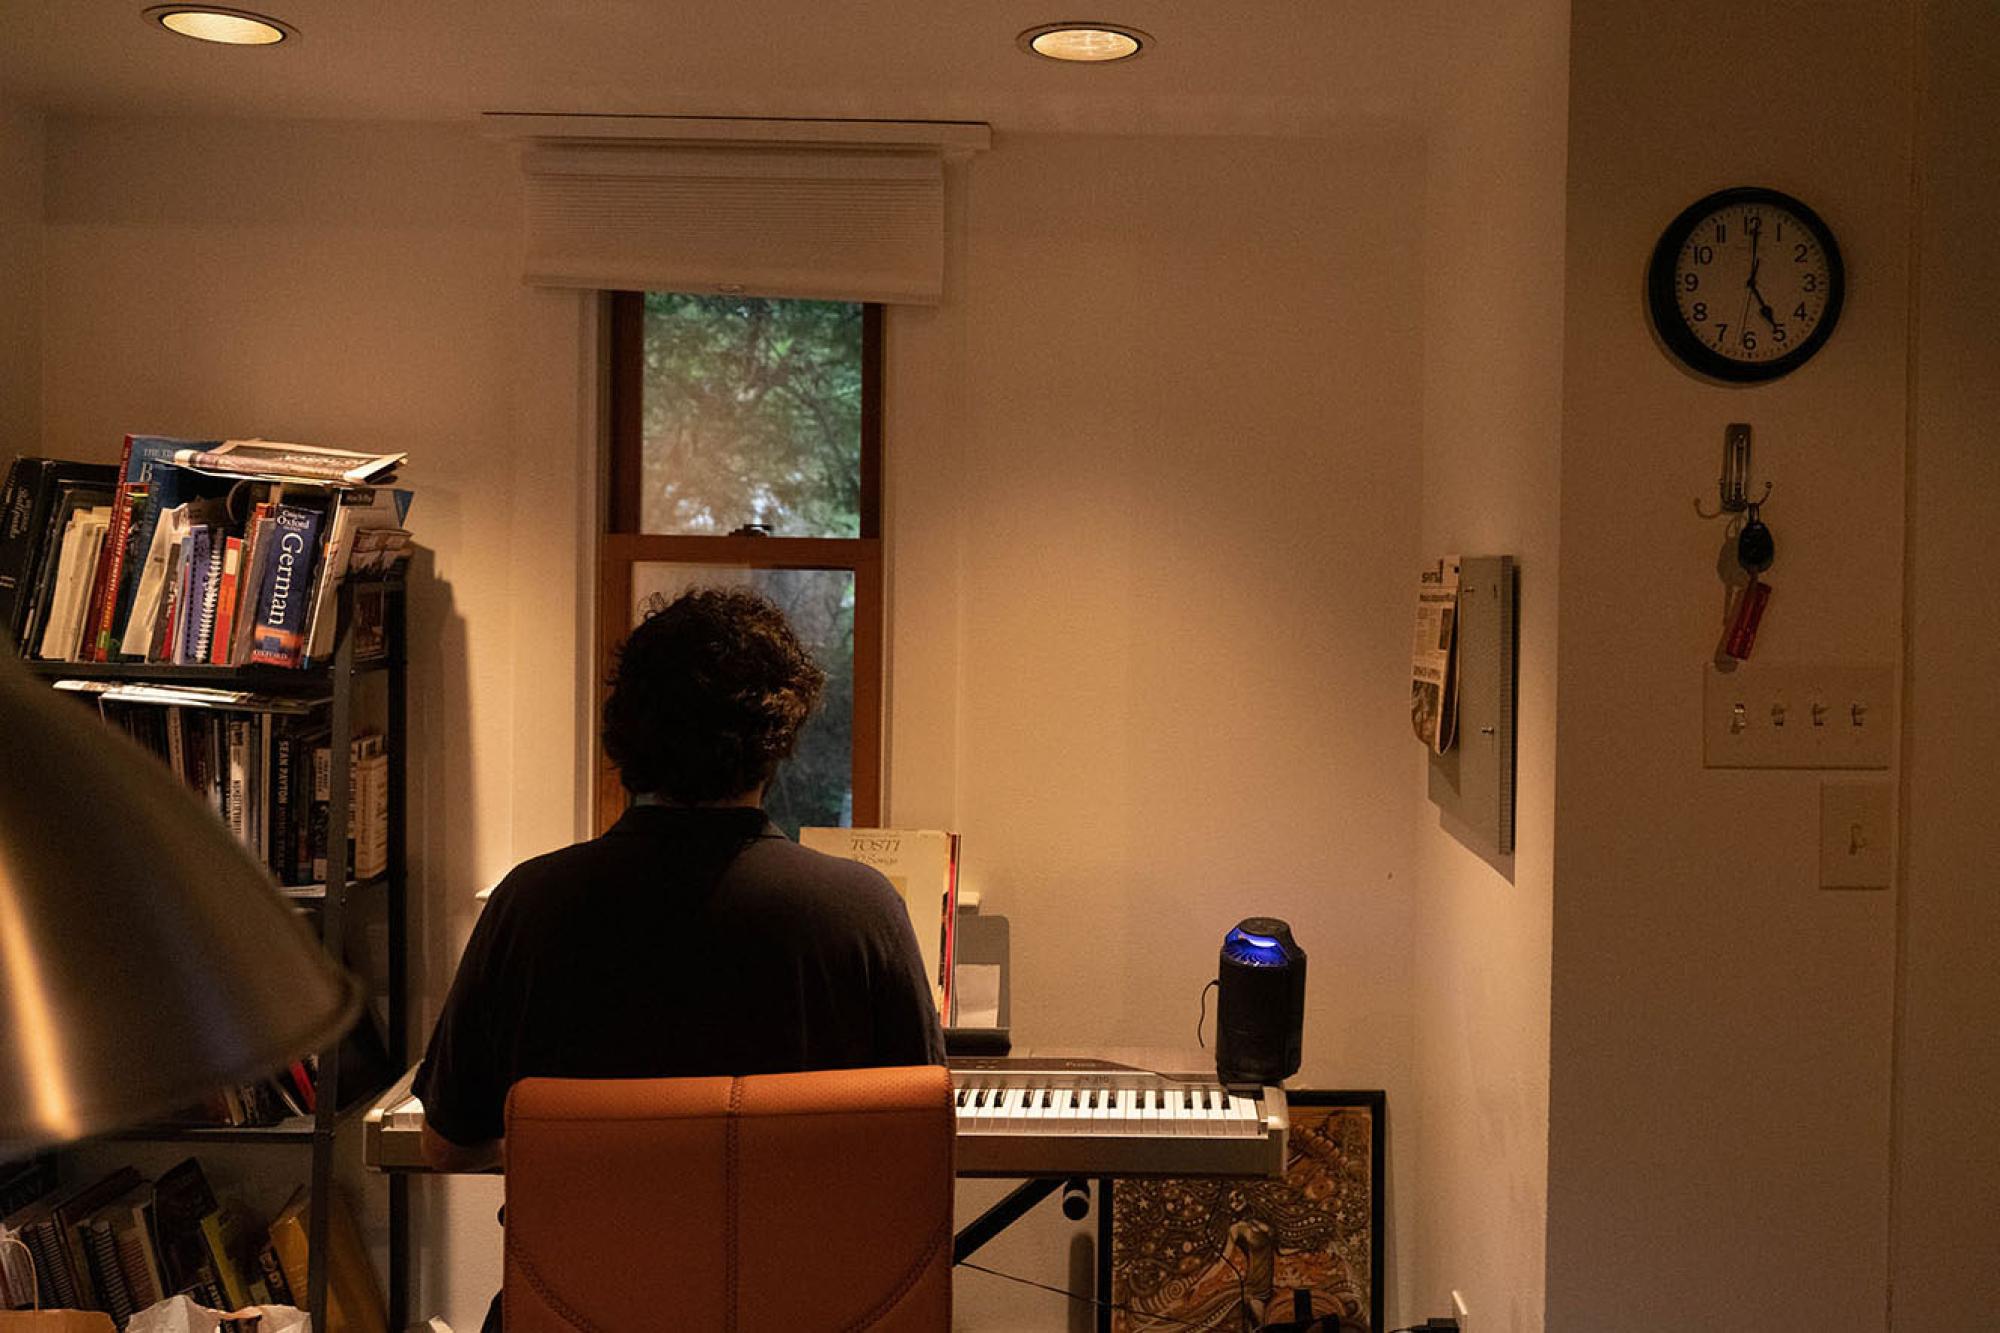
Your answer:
[596,292,884,833]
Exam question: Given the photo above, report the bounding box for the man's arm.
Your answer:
[412,873,527,1159]
[868,886,949,1067]
[421,1121,504,1174]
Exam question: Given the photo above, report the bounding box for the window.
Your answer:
[598,292,883,836]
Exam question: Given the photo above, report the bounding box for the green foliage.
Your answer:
[640,294,864,537]
[754,569,856,837]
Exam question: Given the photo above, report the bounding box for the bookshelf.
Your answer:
[28,577,410,1332]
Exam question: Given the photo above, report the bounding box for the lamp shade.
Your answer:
[0,651,363,1155]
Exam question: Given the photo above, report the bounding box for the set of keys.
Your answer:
[1724,502,1775,660]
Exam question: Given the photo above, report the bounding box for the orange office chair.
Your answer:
[503,1065,955,1332]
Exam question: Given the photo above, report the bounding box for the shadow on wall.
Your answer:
[398,544,478,1314]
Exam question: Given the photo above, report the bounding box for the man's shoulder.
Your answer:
[482,836,624,909]
[738,837,907,916]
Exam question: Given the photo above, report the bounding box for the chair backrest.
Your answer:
[503,1065,955,1332]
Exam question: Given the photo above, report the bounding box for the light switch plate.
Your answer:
[1820,780,1894,889]
[1703,664,1896,769]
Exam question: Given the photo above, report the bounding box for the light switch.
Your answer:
[1820,780,1894,889]
[1704,664,1896,769]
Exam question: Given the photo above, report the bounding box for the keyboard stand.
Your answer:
[953,1176,1093,1265]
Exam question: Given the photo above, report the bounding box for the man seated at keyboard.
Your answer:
[413,587,945,1329]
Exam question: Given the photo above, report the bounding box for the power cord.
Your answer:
[957,1260,1216,1328]
[1197,978,1219,1048]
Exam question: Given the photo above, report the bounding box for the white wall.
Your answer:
[1411,0,1568,1328]
[0,103,41,458]
[895,129,1428,1329]
[36,117,1431,1331]
[1891,0,2000,1325]
[1548,1,1915,1327]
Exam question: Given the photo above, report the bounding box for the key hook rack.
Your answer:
[1695,422,1774,519]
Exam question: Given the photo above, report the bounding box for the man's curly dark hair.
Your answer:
[602,586,827,802]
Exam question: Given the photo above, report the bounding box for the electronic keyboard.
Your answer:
[949,1056,1287,1178]
[364,1057,1287,1179]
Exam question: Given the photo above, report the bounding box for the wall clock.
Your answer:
[1646,186,1845,383]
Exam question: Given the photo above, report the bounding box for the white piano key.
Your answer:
[1226,1093,1259,1136]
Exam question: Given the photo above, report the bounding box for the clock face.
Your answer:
[1647,187,1845,383]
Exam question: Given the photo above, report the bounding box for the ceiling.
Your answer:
[0,1,1446,136]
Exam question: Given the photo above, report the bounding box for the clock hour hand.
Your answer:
[1747,272,1780,329]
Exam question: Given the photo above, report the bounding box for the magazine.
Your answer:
[1411,556,1460,753]
[172,440,406,487]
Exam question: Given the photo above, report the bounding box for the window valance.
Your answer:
[487,115,991,305]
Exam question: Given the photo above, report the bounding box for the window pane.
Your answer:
[640,294,864,538]
[629,563,856,836]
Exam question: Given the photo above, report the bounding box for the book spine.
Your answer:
[177,529,212,666]
[271,722,293,881]
[157,536,186,663]
[79,434,141,663]
[210,536,244,665]
[226,719,250,847]
[107,488,151,656]
[86,1218,136,1324]
[248,504,325,667]
[0,458,44,642]
[255,1240,294,1306]
[113,1215,162,1311]
[196,529,223,664]
[165,706,186,786]
[124,1205,167,1310]
[50,516,110,663]
[21,480,100,655]
[310,744,331,881]
[254,714,270,861]
[22,1219,75,1309]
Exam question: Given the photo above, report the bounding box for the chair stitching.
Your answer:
[837,1212,953,1332]
[836,1079,957,1332]
[506,1233,604,1333]
[724,1075,743,1333]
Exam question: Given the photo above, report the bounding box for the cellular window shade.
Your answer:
[521,144,945,304]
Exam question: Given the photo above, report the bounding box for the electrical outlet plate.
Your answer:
[1703,663,1895,769]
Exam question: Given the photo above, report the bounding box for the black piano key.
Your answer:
[956,1087,968,1108]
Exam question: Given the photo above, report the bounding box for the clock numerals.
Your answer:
[1651,187,1842,381]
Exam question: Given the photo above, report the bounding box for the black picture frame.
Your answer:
[1098,1090,1386,1333]
[1645,185,1846,384]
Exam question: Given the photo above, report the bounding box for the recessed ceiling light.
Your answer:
[1018,22,1150,63]
[144,6,293,45]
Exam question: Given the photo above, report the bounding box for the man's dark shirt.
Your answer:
[414,804,947,1150]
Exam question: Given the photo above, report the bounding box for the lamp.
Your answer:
[0,650,362,1155]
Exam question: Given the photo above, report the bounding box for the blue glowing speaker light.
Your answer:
[1214,916,1305,1087]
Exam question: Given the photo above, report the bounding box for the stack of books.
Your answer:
[0,1156,385,1331]
[0,437,413,666]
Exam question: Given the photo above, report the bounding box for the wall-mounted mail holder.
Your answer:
[1426,554,1518,859]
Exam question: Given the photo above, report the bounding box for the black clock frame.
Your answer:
[1646,186,1845,384]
